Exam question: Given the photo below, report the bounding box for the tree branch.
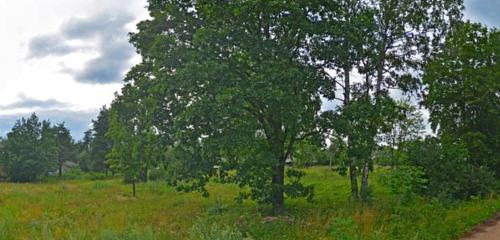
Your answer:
[293,130,320,142]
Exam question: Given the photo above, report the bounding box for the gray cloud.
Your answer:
[28,12,137,84]
[28,35,74,58]
[73,40,135,84]
[0,94,69,110]
[61,13,134,39]
[0,109,98,140]
[465,0,500,27]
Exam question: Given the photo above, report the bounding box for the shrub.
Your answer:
[292,140,328,167]
[58,168,87,180]
[148,168,167,181]
[89,172,108,180]
[408,137,497,200]
[379,166,427,202]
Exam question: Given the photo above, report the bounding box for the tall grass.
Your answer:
[0,167,497,239]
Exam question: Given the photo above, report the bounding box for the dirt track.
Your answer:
[462,214,500,240]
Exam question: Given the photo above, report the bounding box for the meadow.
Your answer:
[0,167,498,240]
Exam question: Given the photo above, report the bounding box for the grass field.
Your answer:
[0,167,498,239]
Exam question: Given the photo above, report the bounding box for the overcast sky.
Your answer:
[0,0,498,140]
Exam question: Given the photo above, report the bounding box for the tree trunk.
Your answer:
[360,160,370,202]
[349,161,358,199]
[376,67,383,94]
[132,179,136,197]
[142,166,149,182]
[272,163,285,215]
[344,67,359,200]
[344,67,350,105]
[391,138,396,169]
[375,41,386,95]
[59,163,62,177]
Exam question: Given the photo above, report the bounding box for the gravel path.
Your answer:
[462,214,500,240]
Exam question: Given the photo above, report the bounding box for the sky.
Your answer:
[0,0,498,140]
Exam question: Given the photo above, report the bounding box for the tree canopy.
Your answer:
[0,114,57,182]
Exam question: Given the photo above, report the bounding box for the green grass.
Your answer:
[0,167,498,239]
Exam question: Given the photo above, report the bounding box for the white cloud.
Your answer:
[0,0,148,139]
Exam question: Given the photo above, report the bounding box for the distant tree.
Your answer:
[53,123,76,177]
[378,101,424,168]
[89,107,113,174]
[0,114,57,182]
[292,140,327,167]
[76,129,93,172]
[325,137,349,170]
[0,137,4,178]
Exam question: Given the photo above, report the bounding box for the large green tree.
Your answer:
[311,0,463,201]
[311,0,375,199]
[111,0,326,214]
[76,129,93,172]
[108,78,165,195]
[421,21,499,197]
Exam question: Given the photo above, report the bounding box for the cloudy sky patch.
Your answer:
[28,12,137,84]
[0,0,148,139]
[0,94,69,111]
[0,0,498,140]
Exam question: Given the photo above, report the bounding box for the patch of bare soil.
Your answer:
[461,213,500,240]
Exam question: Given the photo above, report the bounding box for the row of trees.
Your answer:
[104,0,498,215]
[0,114,73,182]
[0,107,112,182]
[0,0,497,216]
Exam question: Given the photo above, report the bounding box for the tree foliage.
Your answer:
[424,21,499,177]
[419,22,500,198]
[0,114,57,182]
[89,107,113,174]
[108,0,329,214]
[53,123,76,177]
[311,0,463,201]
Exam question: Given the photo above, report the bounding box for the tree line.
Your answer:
[0,107,112,182]
[0,0,498,215]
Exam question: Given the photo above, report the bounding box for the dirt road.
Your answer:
[462,214,500,240]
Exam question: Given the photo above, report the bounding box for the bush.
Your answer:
[57,168,87,180]
[408,137,497,200]
[89,172,108,180]
[379,166,427,202]
[148,168,167,181]
[292,141,328,167]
